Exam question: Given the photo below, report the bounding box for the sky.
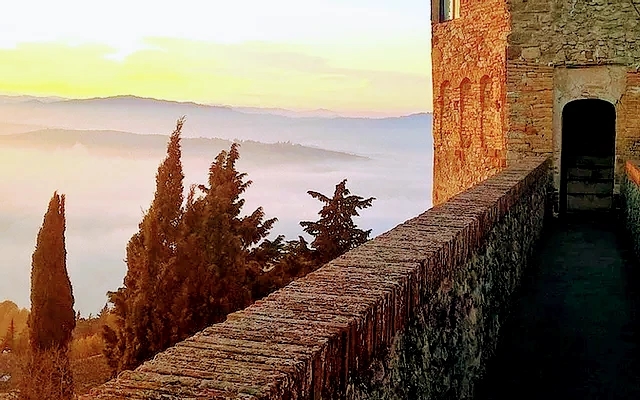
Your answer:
[0,0,433,115]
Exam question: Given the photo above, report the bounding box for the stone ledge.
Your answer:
[83,156,551,400]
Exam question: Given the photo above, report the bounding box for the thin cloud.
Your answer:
[0,39,431,113]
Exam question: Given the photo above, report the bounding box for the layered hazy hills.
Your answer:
[0,128,368,164]
[0,95,66,104]
[0,122,48,135]
[0,95,432,155]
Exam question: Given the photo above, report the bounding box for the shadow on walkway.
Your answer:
[476,214,640,399]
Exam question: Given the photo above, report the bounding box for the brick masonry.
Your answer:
[82,156,551,399]
[432,0,640,208]
[431,0,510,205]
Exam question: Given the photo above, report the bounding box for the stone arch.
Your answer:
[479,75,492,148]
[559,99,616,214]
[551,66,627,203]
[459,78,472,148]
[438,81,451,144]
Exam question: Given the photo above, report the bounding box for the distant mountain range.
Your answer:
[0,128,368,164]
[0,95,432,156]
[0,94,425,119]
[229,106,343,119]
[0,94,67,104]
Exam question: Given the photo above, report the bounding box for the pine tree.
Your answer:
[251,235,316,299]
[103,117,185,373]
[173,143,276,338]
[5,318,14,351]
[301,179,375,264]
[26,191,75,399]
[1,318,14,351]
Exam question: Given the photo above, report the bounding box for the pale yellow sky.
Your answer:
[0,0,432,114]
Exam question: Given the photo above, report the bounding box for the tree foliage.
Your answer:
[301,179,375,264]
[103,117,186,372]
[171,143,276,339]
[102,123,277,373]
[1,318,14,351]
[25,191,76,399]
[17,347,75,400]
[101,120,375,375]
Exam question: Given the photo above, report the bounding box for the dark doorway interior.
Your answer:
[560,99,616,214]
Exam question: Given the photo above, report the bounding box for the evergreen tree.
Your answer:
[301,179,375,264]
[173,143,276,338]
[26,191,75,399]
[104,130,279,373]
[251,235,316,299]
[103,117,185,373]
[1,318,14,351]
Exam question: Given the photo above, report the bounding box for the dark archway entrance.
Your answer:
[560,99,616,214]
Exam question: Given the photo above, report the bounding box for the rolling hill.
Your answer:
[0,95,432,156]
[0,128,369,164]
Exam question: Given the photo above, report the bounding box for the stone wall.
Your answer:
[346,157,551,399]
[83,156,551,400]
[622,160,640,260]
[505,0,640,202]
[506,67,640,206]
[431,0,510,205]
[616,72,640,184]
[507,0,640,67]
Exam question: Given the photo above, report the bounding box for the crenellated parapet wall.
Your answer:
[84,156,552,400]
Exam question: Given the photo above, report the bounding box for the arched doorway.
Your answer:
[560,99,616,214]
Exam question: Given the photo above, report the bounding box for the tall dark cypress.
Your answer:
[104,117,185,372]
[27,191,75,399]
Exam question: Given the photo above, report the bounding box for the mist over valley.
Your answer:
[0,95,433,315]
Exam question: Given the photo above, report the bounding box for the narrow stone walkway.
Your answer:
[476,215,640,399]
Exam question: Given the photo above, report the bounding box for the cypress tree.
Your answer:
[6,318,14,351]
[1,318,14,351]
[103,117,185,372]
[26,191,75,399]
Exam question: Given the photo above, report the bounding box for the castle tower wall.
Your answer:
[432,0,640,209]
[431,0,510,205]
[505,0,640,209]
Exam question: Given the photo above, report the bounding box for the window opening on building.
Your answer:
[439,0,460,22]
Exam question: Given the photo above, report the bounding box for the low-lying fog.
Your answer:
[0,137,432,315]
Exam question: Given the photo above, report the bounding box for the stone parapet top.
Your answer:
[84,156,551,400]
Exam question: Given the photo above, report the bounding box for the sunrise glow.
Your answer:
[0,0,432,114]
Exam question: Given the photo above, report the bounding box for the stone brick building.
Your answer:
[431,0,640,213]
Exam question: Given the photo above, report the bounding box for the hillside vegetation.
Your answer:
[0,128,368,164]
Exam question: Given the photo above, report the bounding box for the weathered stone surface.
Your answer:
[345,157,550,399]
[431,0,510,205]
[82,157,551,400]
[508,0,640,67]
[432,0,640,210]
[504,1,640,208]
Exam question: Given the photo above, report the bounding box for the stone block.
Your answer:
[566,180,613,195]
[522,47,541,60]
[574,156,615,168]
[567,168,593,179]
[567,194,612,211]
